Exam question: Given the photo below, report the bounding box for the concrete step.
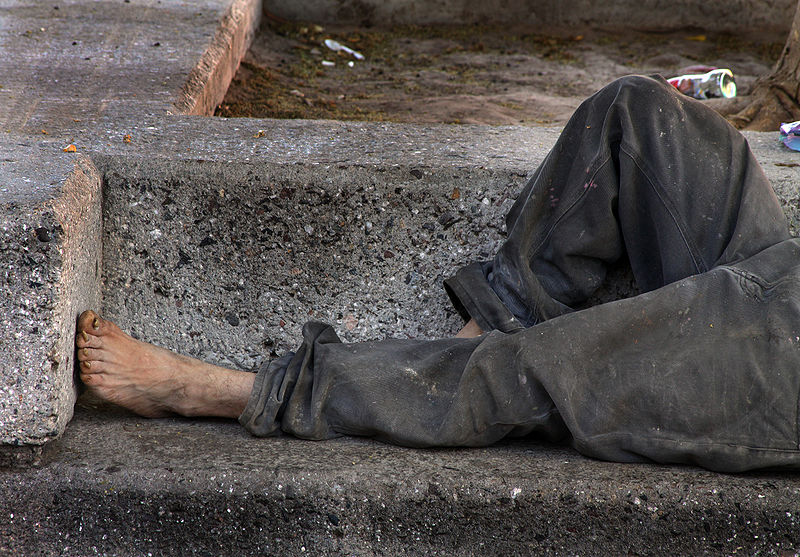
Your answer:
[2,119,800,555]
[2,399,799,555]
[82,119,800,373]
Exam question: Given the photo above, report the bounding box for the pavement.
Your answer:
[2,0,800,554]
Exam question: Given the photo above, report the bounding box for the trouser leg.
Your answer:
[445,75,790,331]
[241,239,800,472]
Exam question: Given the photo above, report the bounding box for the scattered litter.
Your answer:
[299,24,324,35]
[123,133,132,143]
[324,38,365,60]
[348,61,354,68]
[321,60,335,67]
[62,144,76,152]
[253,130,265,138]
[780,121,800,151]
[668,68,736,99]
[289,89,305,97]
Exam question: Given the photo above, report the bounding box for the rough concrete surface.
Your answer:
[0,145,101,457]
[172,0,261,116]
[263,0,797,32]
[85,118,627,371]
[0,0,262,454]
[1,400,799,556]
[0,0,250,135]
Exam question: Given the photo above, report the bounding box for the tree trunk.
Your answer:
[731,0,800,131]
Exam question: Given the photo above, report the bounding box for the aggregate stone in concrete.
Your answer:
[264,0,796,32]
[0,143,102,460]
[99,158,528,369]
[1,400,798,555]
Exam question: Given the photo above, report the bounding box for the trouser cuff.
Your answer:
[444,261,525,333]
[238,352,295,437]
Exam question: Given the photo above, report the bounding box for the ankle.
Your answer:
[174,365,253,419]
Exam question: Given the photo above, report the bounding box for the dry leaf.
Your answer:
[63,144,77,153]
[450,187,461,200]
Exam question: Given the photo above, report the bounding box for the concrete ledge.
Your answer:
[263,0,797,32]
[46,118,790,371]
[86,119,631,369]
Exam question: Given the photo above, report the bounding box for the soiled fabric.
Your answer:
[239,75,800,472]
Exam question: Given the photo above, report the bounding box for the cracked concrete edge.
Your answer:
[0,155,102,461]
[172,0,263,116]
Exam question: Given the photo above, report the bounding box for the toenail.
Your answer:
[84,361,91,369]
[81,331,89,342]
[92,317,100,329]
[82,348,89,358]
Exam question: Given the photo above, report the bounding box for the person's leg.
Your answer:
[235,76,800,471]
[76,239,800,472]
[75,76,799,471]
[76,310,254,419]
[240,238,800,472]
[445,75,790,332]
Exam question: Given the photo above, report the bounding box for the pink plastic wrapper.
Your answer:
[779,121,800,151]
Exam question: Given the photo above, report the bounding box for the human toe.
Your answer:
[78,357,105,374]
[79,365,105,385]
[77,346,101,362]
[78,310,106,336]
[75,329,102,349]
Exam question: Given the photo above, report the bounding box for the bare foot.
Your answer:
[455,318,484,339]
[75,310,254,419]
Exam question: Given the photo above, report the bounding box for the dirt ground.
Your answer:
[216,20,784,126]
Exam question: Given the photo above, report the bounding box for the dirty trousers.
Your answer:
[239,76,800,472]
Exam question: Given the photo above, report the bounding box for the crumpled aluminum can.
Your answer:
[668,68,737,99]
